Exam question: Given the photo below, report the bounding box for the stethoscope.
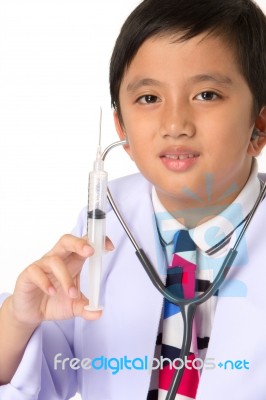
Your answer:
[102,139,266,400]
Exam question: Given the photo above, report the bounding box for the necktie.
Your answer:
[158,230,199,399]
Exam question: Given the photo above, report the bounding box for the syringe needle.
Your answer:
[99,107,102,147]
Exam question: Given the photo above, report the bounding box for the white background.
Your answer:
[0,0,140,297]
[0,2,266,398]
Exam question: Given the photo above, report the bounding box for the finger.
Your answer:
[72,293,102,320]
[73,273,81,299]
[83,235,114,252]
[105,236,115,251]
[23,263,58,296]
[46,234,94,259]
[38,255,80,298]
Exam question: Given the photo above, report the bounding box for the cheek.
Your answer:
[126,138,144,162]
[203,116,251,152]
[122,119,152,160]
[124,130,143,162]
[125,146,136,162]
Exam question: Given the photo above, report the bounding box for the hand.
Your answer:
[10,234,113,327]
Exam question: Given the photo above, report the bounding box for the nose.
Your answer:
[159,101,196,139]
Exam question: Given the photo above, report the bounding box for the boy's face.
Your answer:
[114,33,265,213]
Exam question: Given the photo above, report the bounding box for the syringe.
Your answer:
[85,109,108,311]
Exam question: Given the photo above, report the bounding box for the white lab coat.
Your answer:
[1,173,266,400]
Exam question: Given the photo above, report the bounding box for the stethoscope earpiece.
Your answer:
[252,128,259,140]
[252,128,266,140]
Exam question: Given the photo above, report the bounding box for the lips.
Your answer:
[159,147,200,171]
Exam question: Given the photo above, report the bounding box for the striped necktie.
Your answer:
[158,229,199,399]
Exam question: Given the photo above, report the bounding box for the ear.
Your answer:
[113,111,134,159]
[248,106,266,156]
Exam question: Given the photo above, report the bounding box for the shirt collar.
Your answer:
[152,160,261,255]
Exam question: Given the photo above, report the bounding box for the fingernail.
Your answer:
[69,286,78,299]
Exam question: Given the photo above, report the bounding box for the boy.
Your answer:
[1,0,266,399]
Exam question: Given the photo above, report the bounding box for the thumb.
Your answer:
[72,293,102,320]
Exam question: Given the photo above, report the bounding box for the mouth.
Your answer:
[163,154,199,160]
[159,148,200,172]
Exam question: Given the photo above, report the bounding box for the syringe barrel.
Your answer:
[86,168,108,311]
[87,169,108,222]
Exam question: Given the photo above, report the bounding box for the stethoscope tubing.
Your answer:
[102,139,266,400]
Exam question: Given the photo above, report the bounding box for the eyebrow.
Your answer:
[126,78,163,93]
[126,74,233,94]
[127,73,233,93]
[188,74,233,86]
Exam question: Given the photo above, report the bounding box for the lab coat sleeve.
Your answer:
[0,317,77,399]
[0,208,88,399]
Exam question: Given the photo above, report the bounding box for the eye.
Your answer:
[137,94,159,104]
[195,91,220,101]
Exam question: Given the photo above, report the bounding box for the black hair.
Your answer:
[109,0,266,121]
